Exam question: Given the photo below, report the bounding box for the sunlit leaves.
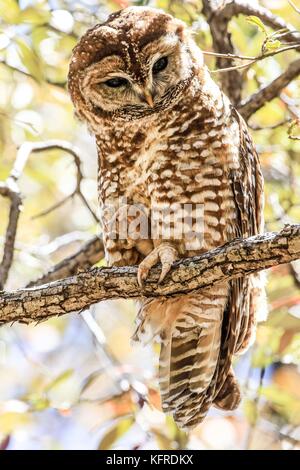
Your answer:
[14,37,43,82]
[0,0,20,24]
[0,411,30,434]
[19,7,50,26]
[244,399,259,426]
[246,15,285,52]
[45,369,74,392]
[246,15,268,35]
[252,326,283,368]
[261,385,300,425]
[0,1,50,25]
[98,415,135,450]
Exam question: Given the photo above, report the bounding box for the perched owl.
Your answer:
[68,6,267,429]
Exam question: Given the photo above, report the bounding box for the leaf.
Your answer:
[261,385,300,424]
[14,37,43,82]
[264,38,282,51]
[0,412,30,434]
[0,0,20,24]
[243,399,258,426]
[246,16,267,35]
[19,7,50,25]
[80,369,105,394]
[98,416,134,450]
[26,393,50,411]
[45,369,74,392]
[154,430,174,450]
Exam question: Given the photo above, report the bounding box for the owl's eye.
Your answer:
[105,77,128,88]
[152,56,168,75]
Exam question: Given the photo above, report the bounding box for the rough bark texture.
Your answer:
[1,224,300,326]
[202,0,243,105]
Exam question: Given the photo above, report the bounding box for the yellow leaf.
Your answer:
[19,7,50,25]
[0,0,20,24]
[0,412,30,434]
[15,37,43,82]
[246,15,267,35]
[98,416,134,450]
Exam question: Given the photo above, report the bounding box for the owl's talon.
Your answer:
[158,262,173,284]
[137,243,178,286]
[137,266,149,288]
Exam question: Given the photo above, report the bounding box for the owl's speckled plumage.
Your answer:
[68,6,266,429]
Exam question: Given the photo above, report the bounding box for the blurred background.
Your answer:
[1,0,300,450]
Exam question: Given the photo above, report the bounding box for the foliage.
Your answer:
[0,0,300,450]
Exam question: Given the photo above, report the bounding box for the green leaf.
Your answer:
[26,393,50,411]
[45,369,74,392]
[246,16,267,35]
[98,416,134,450]
[0,0,20,24]
[264,38,282,51]
[244,399,258,426]
[14,37,43,82]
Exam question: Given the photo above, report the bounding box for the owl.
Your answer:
[68,6,267,429]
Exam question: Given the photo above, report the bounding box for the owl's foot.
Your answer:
[137,243,178,287]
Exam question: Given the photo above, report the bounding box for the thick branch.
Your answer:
[238,58,300,119]
[202,0,243,105]
[224,0,300,44]
[1,224,300,326]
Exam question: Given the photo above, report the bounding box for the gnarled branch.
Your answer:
[238,58,300,120]
[1,224,300,326]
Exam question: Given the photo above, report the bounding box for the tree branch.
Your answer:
[238,58,300,120]
[202,0,243,105]
[224,0,300,44]
[26,235,104,287]
[0,181,22,289]
[1,224,300,326]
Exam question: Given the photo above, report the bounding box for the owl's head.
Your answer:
[68,6,203,124]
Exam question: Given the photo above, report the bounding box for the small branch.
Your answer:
[0,181,22,289]
[209,43,300,73]
[26,235,104,287]
[238,58,300,120]
[0,140,100,288]
[203,43,300,63]
[224,0,300,44]
[1,224,300,326]
[0,59,66,89]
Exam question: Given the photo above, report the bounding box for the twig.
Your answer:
[0,181,22,289]
[224,0,300,44]
[209,44,300,73]
[26,236,104,287]
[238,58,300,119]
[205,43,300,65]
[0,59,66,89]
[1,224,300,326]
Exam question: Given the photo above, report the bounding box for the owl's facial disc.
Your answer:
[80,32,193,117]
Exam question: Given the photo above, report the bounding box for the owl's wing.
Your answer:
[213,109,265,407]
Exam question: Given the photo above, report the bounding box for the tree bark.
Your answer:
[1,224,300,326]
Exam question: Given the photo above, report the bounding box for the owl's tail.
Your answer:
[132,286,234,429]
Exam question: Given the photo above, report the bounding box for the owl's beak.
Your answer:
[143,90,154,108]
